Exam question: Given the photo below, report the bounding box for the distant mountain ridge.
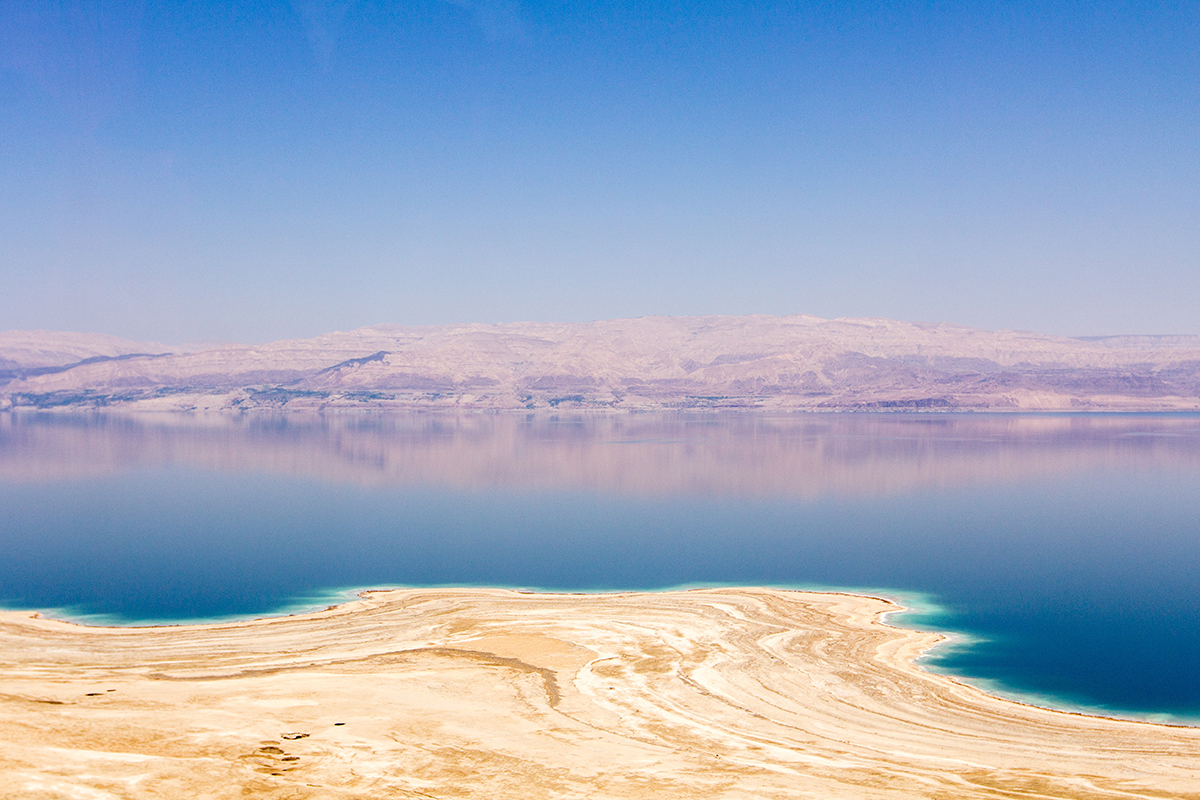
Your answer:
[1073,334,1200,348]
[2,315,1199,412]
[0,330,174,372]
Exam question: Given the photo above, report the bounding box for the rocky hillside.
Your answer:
[2,315,1199,412]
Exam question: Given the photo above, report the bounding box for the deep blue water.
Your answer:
[1,412,1198,723]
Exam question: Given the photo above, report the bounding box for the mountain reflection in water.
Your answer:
[3,412,1199,498]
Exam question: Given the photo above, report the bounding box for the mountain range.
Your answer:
[2,315,1199,412]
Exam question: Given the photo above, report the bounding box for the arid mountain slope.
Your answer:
[2,315,1199,411]
[0,330,173,371]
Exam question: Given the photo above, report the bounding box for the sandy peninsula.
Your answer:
[0,588,1196,799]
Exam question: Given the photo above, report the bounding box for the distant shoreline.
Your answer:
[7,405,1200,414]
[6,315,1200,413]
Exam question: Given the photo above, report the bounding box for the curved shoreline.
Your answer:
[2,587,1198,798]
[17,582,1195,728]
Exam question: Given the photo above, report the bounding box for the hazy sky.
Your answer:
[1,1,1197,343]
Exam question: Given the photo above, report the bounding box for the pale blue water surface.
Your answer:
[1,412,1198,723]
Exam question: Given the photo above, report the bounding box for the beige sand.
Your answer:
[0,588,1196,799]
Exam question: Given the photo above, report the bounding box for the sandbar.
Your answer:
[0,587,1196,798]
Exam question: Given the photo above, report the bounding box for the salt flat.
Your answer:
[1,588,1195,799]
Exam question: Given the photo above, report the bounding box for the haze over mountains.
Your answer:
[2,315,1199,412]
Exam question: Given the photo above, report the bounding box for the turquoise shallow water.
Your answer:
[1,411,1198,723]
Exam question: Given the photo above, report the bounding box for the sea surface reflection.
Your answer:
[4,411,1199,496]
[1,411,1199,722]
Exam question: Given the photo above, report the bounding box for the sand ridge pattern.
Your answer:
[0,588,1196,799]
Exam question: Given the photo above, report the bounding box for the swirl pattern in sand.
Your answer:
[1,587,1197,798]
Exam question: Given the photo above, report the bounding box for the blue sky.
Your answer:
[1,1,1197,343]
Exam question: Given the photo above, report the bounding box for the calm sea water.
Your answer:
[1,412,1198,723]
